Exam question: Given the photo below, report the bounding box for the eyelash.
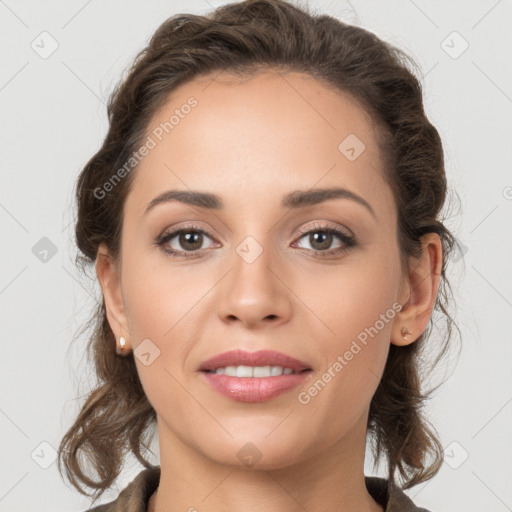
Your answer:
[155,223,356,259]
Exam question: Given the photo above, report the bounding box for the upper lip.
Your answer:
[199,349,312,373]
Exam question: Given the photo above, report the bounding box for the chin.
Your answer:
[200,433,311,472]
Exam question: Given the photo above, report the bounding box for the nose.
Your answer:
[216,242,292,329]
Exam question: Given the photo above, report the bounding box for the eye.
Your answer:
[156,224,217,257]
[293,225,356,256]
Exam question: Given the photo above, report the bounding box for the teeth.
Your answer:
[213,365,294,377]
[237,365,253,377]
[254,365,271,377]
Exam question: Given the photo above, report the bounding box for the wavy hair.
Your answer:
[58,0,460,503]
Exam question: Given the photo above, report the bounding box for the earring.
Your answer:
[116,336,129,355]
[400,327,412,341]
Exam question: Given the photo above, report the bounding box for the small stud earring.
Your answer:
[117,336,128,355]
[400,327,412,340]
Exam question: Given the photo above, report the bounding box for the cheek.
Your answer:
[293,306,393,446]
[294,250,401,415]
[120,250,217,395]
[121,248,205,341]
[303,249,401,345]
[123,261,201,416]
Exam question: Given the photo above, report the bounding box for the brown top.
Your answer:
[83,466,431,512]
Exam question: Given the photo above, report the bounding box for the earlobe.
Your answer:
[391,233,443,346]
[95,243,132,352]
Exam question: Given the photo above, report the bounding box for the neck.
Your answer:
[149,413,383,512]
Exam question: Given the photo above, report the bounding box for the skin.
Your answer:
[96,69,442,512]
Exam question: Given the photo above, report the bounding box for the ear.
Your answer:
[95,243,131,351]
[391,233,443,346]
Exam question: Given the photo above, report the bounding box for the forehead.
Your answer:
[125,69,392,219]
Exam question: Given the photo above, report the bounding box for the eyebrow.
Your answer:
[144,186,376,219]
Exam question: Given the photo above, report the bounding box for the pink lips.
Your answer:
[199,349,313,402]
[199,349,311,373]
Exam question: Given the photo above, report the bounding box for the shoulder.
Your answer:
[81,466,161,512]
[365,475,433,512]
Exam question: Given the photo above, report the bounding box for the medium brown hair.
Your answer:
[58,0,460,502]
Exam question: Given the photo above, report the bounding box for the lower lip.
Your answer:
[200,371,312,402]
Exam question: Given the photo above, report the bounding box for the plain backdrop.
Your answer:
[1,1,511,511]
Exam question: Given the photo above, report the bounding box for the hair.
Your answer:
[58,0,461,503]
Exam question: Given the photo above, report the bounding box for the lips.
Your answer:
[198,349,312,373]
[198,349,313,402]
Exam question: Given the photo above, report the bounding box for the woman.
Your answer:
[58,1,457,511]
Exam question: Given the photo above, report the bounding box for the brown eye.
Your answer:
[295,227,353,253]
[157,227,217,257]
[307,231,335,251]
[177,231,204,251]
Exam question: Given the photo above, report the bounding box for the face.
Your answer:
[107,69,410,469]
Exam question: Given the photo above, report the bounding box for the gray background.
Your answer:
[1,1,511,511]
